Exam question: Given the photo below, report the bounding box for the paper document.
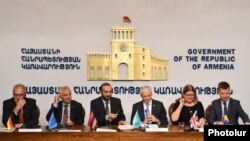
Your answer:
[96,128,117,132]
[118,125,134,130]
[198,128,204,132]
[147,124,159,129]
[146,128,168,132]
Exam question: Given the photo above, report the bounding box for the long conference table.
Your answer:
[0,125,203,141]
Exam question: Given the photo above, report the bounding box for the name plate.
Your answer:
[58,129,81,132]
[19,128,42,132]
[96,128,117,132]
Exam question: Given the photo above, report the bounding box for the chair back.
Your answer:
[205,104,212,123]
[82,107,85,121]
[168,102,178,125]
[36,105,40,118]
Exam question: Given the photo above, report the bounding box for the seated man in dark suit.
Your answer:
[46,86,84,126]
[208,81,250,125]
[2,84,39,128]
[130,85,168,125]
[90,82,126,127]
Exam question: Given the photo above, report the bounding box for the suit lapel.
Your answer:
[228,99,233,116]
[138,101,145,120]
[70,101,75,119]
[151,100,157,116]
[58,102,63,122]
[110,98,116,113]
[98,97,106,115]
[217,100,223,120]
[21,98,29,121]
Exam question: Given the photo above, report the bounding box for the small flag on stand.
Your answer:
[132,111,142,128]
[123,16,131,23]
[223,115,229,125]
[88,111,97,129]
[48,112,57,129]
[7,116,14,130]
[189,110,200,129]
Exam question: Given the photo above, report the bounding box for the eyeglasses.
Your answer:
[184,94,195,97]
[13,93,25,97]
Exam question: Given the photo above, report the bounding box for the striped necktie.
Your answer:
[105,102,109,115]
[18,109,24,123]
[62,104,68,125]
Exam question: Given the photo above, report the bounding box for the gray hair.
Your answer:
[59,86,71,96]
[140,85,152,95]
[13,84,26,94]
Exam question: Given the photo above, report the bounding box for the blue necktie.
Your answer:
[223,102,229,124]
[223,102,228,115]
[145,104,150,117]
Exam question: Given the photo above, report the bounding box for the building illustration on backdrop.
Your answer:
[87,24,169,80]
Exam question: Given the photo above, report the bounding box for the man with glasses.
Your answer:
[46,86,84,127]
[130,85,169,126]
[2,84,39,128]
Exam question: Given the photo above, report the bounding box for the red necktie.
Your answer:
[18,109,24,123]
[62,104,68,125]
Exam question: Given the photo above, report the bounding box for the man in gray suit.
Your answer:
[208,81,250,125]
[130,85,168,125]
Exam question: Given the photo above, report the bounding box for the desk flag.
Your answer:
[48,112,57,129]
[132,110,142,128]
[88,111,97,129]
[7,115,14,130]
[189,110,200,129]
[223,115,229,125]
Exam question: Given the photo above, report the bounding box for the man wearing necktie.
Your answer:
[223,102,229,124]
[46,86,85,126]
[90,82,126,127]
[208,81,250,125]
[130,85,169,125]
[2,84,39,128]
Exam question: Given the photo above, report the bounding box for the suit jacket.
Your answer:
[90,96,126,127]
[46,100,84,125]
[2,97,39,127]
[208,98,250,124]
[130,99,168,125]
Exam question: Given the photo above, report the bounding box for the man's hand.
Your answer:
[54,95,61,104]
[15,123,23,128]
[147,115,160,123]
[214,121,224,125]
[14,99,26,114]
[118,120,126,125]
[108,113,118,120]
[66,120,75,126]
